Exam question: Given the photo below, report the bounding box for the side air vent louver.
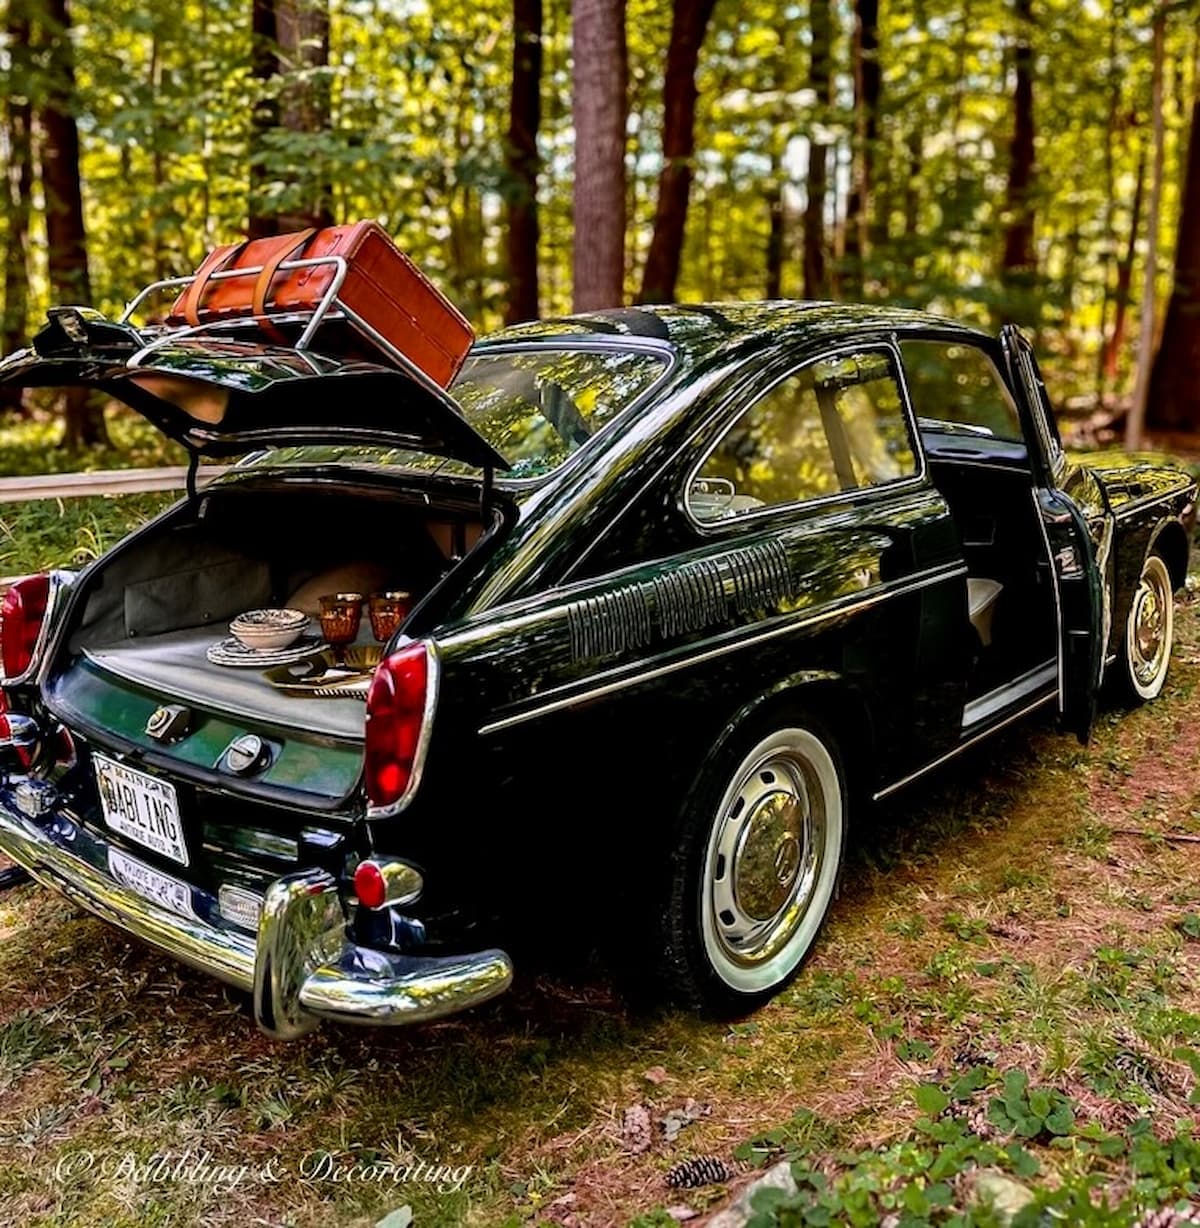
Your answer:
[567,539,792,662]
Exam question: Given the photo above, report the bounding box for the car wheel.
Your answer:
[1121,551,1174,702]
[661,718,846,1015]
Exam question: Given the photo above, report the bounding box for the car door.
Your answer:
[999,325,1104,741]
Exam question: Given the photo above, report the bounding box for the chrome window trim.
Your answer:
[478,560,967,735]
[1012,342,1067,483]
[365,640,440,820]
[679,338,928,535]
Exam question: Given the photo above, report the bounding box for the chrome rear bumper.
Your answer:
[0,788,512,1038]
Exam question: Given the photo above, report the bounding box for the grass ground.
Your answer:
[0,405,187,577]
[0,606,1199,1225]
[2,413,1200,1225]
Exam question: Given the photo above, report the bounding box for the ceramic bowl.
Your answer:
[229,608,308,650]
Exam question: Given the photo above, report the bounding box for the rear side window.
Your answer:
[688,350,916,522]
[901,340,1023,443]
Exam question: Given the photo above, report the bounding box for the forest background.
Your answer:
[0,0,1198,454]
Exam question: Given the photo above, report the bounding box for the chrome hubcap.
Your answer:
[1130,559,1171,688]
[710,751,823,966]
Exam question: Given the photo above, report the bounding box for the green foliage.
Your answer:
[737,1085,1200,1227]
[1,0,1196,412]
[985,1071,1075,1140]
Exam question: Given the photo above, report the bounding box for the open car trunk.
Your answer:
[52,473,499,746]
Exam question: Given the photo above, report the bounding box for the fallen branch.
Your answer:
[1112,827,1200,845]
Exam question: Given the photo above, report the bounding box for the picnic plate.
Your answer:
[206,634,324,668]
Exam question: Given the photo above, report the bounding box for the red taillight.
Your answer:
[364,642,433,812]
[353,860,387,909]
[0,574,51,682]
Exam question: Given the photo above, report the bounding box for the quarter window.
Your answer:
[689,350,916,522]
[900,340,1023,443]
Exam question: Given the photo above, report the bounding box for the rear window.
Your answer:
[247,345,670,481]
[449,346,670,478]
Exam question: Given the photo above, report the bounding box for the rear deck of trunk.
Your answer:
[55,472,496,748]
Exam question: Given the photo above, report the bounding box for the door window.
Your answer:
[689,350,916,522]
[900,340,1023,443]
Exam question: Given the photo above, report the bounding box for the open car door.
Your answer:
[1000,324,1103,742]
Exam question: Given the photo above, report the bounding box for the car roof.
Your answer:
[474,300,992,369]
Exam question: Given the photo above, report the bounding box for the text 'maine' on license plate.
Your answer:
[93,753,189,866]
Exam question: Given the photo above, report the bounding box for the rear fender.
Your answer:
[703,670,874,802]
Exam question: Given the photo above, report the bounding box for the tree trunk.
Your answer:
[843,0,879,293]
[249,0,333,238]
[276,0,332,231]
[249,0,280,240]
[999,0,1037,321]
[1129,4,1164,446]
[1102,151,1144,386]
[637,0,717,305]
[40,0,107,449]
[765,176,784,299]
[803,0,834,299]
[505,0,543,324]
[571,0,627,311]
[1,0,34,411]
[1145,32,1200,432]
[1095,4,1121,401]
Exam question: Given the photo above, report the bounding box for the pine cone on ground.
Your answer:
[665,1155,741,1189]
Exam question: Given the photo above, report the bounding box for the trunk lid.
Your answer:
[0,307,509,470]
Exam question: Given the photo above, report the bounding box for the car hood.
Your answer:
[1074,448,1196,511]
[0,308,509,470]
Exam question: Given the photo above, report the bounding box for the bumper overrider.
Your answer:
[0,788,513,1039]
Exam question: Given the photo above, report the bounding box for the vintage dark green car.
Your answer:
[0,301,1193,1038]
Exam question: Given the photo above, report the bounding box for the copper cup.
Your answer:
[368,591,412,642]
[319,592,364,662]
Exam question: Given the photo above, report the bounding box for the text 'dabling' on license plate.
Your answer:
[93,753,189,866]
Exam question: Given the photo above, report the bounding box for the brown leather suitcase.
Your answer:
[167,221,474,388]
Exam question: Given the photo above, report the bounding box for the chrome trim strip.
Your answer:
[1111,487,1191,521]
[479,562,968,735]
[0,791,512,1036]
[872,691,1056,801]
[961,659,1056,728]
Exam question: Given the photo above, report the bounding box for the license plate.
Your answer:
[108,848,195,920]
[94,754,189,866]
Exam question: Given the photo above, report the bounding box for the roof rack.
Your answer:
[120,253,450,402]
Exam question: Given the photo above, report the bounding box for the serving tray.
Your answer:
[262,644,383,699]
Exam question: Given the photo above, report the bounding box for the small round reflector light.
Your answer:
[353,860,387,910]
